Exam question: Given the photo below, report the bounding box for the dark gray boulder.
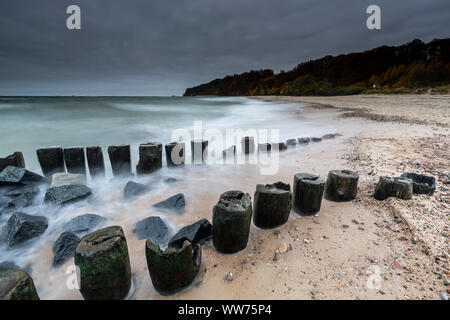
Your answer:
[44,184,92,206]
[168,218,212,249]
[124,181,150,200]
[164,177,181,184]
[152,193,186,214]
[401,173,436,195]
[4,184,38,198]
[0,166,46,187]
[134,216,171,244]
[311,137,322,142]
[5,212,48,247]
[0,152,25,172]
[64,214,106,235]
[3,184,38,210]
[53,231,80,266]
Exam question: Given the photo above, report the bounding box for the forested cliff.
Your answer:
[184,38,450,96]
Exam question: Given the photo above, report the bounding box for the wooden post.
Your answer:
[325,170,359,201]
[253,182,291,228]
[293,173,325,215]
[241,136,255,154]
[213,191,252,253]
[36,147,65,177]
[374,176,413,200]
[86,146,105,178]
[75,226,131,300]
[136,142,162,175]
[64,147,86,175]
[107,145,131,177]
[145,240,201,295]
[165,142,185,167]
[191,140,208,164]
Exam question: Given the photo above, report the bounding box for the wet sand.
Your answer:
[32,94,449,300]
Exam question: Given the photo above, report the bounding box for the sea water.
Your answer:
[0,96,335,299]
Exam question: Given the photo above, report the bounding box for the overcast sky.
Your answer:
[0,0,448,96]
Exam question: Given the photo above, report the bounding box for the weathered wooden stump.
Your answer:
[86,146,105,178]
[0,152,25,172]
[145,240,201,295]
[191,140,208,164]
[136,142,162,175]
[325,170,359,201]
[0,269,40,300]
[293,173,325,215]
[241,136,255,154]
[401,173,436,195]
[75,226,131,300]
[298,137,310,144]
[286,139,297,147]
[272,142,288,151]
[374,176,413,200]
[36,147,65,177]
[253,182,291,229]
[212,191,252,253]
[108,145,131,177]
[222,145,236,161]
[64,147,86,175]
[165,142,185,167]
[258,143,271,153]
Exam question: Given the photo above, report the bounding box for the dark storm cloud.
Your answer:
[0,0,448,95]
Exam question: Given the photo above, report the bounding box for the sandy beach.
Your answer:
[170,93,450,300]
[6,94,449,300]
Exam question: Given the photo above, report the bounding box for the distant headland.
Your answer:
[184,38,450,96]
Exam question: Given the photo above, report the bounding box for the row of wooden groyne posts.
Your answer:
[3,163,436,300]
[1,136,437,300]
[30,135,322,178]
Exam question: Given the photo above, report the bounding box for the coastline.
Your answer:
[5,94,449,300]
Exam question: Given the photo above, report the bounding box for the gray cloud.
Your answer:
[0,0,448,95]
